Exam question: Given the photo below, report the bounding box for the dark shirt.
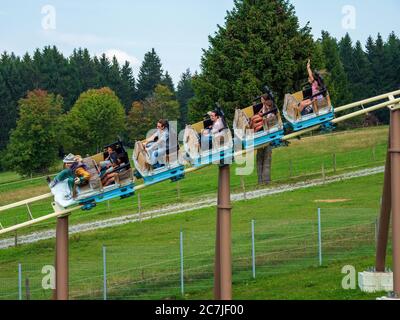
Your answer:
[108,152,118,164]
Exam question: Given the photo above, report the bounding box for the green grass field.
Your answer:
[0,126,393,300]
[0,126,389,238]
[0,172,388,300]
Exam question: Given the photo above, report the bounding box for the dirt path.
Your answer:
[0,166,384,249]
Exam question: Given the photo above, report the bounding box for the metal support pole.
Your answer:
[214,165,232,300]
[180,231,184,296]
[318,208,322,266]
[103,246,107,300]
[214,206,221,299]
[252,220,256,279]
[376,135,392,272]
[56,215,69,300]
[18,264,22,300]
[390,109,400,296]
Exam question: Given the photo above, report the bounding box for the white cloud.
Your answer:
[101,49,140,68]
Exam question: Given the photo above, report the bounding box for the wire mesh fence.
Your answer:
[0,207,384,300]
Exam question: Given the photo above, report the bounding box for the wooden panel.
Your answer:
[292,91,304,101]
[91,152,104,165]
[243,105,255,118]
[191,121,205,134]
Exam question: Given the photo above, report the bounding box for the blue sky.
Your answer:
[0,0,399,84]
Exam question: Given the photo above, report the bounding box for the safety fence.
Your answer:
[0,207,384,300]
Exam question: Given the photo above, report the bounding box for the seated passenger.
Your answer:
[201,110,225,150]
[143,119,170,168]
[47,154,91,197]
[250,94,278,132]
[99,146,118,178]
[297,59,325,116]
[101,157,127,186]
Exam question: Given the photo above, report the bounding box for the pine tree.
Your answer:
[0,52,25,150]
[95,53,112,88]
[189,0,319,185]
[119,61,137,113]
[189,0,317,123]
[176,69,194,129]
[161,71,175,94]
[339,33,356,83]
[351,41,373,101]
[68,48,100,105]
[0,73,15,151]
[136,48,163,100]
[319,31,352,107]
[366,34,389,123]
[384,32,400,92]
[33,46,71,109]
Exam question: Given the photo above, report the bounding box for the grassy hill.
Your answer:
[0,126,389,237]
[0,125,392,300]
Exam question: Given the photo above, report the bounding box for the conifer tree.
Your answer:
[189,0,318,185]
[161,71,175,95]
[319,31,352,107]
[136,48,163,100]
[176,69,194,129]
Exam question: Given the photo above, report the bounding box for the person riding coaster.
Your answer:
[47,153,91,198]
[183,105,233,166]
[200,107,228,151]
[142,119,170,169]
[297,59,327,116]
[250,86,280,132]
[282,59,333,130]
[233,85,284,149]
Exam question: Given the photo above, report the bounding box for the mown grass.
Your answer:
[0,126,389,240]
[0,171,389,300]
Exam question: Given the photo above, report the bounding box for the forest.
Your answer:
[0,0,399,175]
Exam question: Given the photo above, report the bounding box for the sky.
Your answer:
[0,0,399,84]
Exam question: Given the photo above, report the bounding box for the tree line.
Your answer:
[1,0,399,175]
[0,47,195,153]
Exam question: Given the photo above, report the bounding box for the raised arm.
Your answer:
[307,59,314,83]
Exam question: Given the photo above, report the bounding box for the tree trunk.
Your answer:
[256,145,272,185]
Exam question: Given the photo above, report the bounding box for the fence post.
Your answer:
[25,278,31,300]
[252,220,256,279]
[375,217,379,247]
[241,176,247,200]
[333,153,337,174]
[180,230,184,296]
[138,192,142,221]
[177,181,181,200]
[103,246,107,301]
[321,163,326,183]
[14,216,18,247]
[372,146,376,161]
[107,200,110,212]
[18,264,22,300]
[318,208,322,266]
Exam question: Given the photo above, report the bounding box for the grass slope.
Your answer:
[0,126,389,239]
[0,171,389,300]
